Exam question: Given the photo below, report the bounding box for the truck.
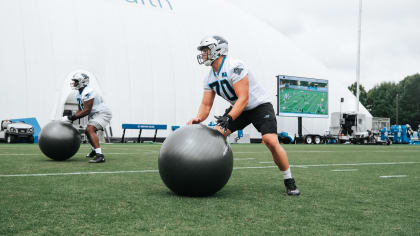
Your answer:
[288,117,326,144]
[329,112,390,145]
[0,120,34,143]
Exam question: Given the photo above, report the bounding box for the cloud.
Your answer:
[227,0,420,89]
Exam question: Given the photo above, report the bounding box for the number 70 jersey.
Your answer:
[203,56,270,111]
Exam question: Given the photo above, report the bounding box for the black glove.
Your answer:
[68,115,78,121]
[214,114,233,132]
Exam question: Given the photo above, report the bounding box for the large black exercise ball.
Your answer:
[38,121,81,161]
[158,124,233,197]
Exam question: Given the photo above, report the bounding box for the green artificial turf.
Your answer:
[0,143,419,235]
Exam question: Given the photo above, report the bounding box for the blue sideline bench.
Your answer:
[121,124,167,143]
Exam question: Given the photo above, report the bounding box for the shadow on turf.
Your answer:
[155,190,235,199]
[38,156,91,163]
[153,184,286,199]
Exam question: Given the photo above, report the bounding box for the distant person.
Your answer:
[406,124,414,138]
[187,35,300,196]
[418,125,420,140]
[61,72,112,163]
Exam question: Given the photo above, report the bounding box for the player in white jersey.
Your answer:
[187,35,300,196]
[61,72,112,163]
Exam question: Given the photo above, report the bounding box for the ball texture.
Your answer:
[38,121,81,161]
[158,124,233,197]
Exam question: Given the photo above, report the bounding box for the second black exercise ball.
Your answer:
[158,124,233,197]
[38,121,81,161]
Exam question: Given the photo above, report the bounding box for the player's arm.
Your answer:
[187,90,215,124]
[228,75,249,120]
[70,99,93,121]
[76,104,82,113]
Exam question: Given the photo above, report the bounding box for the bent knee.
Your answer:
[85,126,97,134]
[262,134,279,149]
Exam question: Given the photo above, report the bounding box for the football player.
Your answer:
[187,36,300,196]
[61,72,112,163]
[418,125,420,139]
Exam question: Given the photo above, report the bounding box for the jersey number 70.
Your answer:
[209,80,238,101]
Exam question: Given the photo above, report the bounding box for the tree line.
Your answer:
[348,73,420,128]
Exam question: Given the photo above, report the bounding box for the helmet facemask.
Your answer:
[197,47,214,66]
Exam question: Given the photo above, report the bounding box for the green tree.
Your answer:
[348,82,368,108]
[348,74,419,127]
[397,74,420,128]
[365,82,399,124]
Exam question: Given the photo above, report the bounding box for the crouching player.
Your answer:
[61,72,112,163]
[188,36,300,196]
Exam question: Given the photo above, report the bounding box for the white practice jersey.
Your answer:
[76,86,110,114]
[203,56,270,110]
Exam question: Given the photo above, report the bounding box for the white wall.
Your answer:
[0,0,371,139]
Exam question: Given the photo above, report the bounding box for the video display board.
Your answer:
[277,75,328,118]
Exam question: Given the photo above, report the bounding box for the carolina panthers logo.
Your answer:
[233,67,243,75]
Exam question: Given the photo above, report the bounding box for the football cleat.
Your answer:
[89,154,105,163]
[86,150,96,158]
[284,178,300,196]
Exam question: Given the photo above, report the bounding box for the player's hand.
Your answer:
[214,114,232,132]
[60,116,72,123]
[186,118,201,125]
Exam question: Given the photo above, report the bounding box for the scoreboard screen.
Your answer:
[277,75,328,118]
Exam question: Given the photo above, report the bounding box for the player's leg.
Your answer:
[261,133,299,195]
[251,103,300,196]
[85,125,105,163]
[87,111,112,163]
[261,133,289,171]
[84,128,96,158]
[85,125,100,149]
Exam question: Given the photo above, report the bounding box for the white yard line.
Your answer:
[0,170,159,177]
[379,175,408,178]
[0,153,153,156]
[257,161,420,167]
[234,158,256,161]
[331,169,358,172]
[0,154,40,156]
[288,150,420,153]
[0,161,417,178]
[233,166,276,170]
[234,151,269,154]
[0,166,278,177]
[288,151,338,153]
[2,149,419,156]
[105,153,155,155]
[373,150,419,153]
[233,150,420,154]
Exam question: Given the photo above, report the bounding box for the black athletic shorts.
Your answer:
[225,102,277,135]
